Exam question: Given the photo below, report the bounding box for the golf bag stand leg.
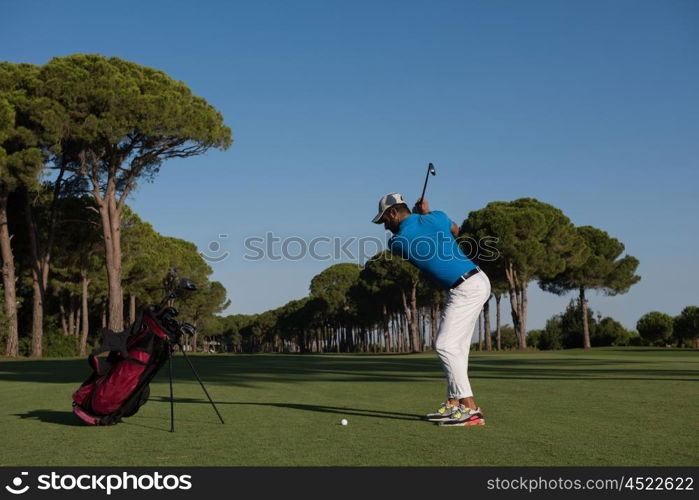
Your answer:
[169,345,175,432]
[178,344,225,424]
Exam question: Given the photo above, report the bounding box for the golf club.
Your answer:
[419,162,436,203]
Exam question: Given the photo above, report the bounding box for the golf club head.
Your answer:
[180,322,197,336]
[178,279,197,291]
[419,163,436,202]
[163,306,179,317]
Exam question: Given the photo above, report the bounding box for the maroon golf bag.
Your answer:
[72,271,225,430]
[72,311,172,426]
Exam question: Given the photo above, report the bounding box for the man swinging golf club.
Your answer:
[372,171,490,426]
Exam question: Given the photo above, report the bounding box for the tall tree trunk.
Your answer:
[504,260,529,350]
[0,192,19,357]
[515,286,523,347]
[24,171,64,356]
[336,322,340,353]
[400,290,409,351]
[580,286,591,350]
[421,310,427,352]
[29,277,43,356]
[387,314,392,353]
[129,294,136,327]
[298,330,305,353]
[519,284,528,349]
[430,303,439,348]
[505,261,523,348]
[75,304,81,338]
[395,313,400,352]
[67,293,75,337]
[401,283,420,352]
[483,297,492,351]
[93,176,124,332]
[495,293,502,351]
[395,314,400,352]
[73,293,80,335]
[59,298,68,335]
[410,281,420,352]
[79,268,90,356]
[25,201,45,357]
[400,312,407,352]
[191,330,198,353]
[382,304,390,353]
[395,314,401,352]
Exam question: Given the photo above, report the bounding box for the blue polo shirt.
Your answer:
[388,210,476,289]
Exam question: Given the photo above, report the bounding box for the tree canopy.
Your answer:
[673,306,699,348]
[37,54,232,331]
[462,198,586,348]
[539,225,640,349]
[636,311,673,346]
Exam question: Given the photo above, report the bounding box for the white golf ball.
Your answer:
[340,418,348,426]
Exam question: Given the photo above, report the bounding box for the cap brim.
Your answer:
[372,208,388,224]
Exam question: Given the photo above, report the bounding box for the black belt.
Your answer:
[450,267,481,289]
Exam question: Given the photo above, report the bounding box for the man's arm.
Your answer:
[414,199,459,237]
[412,199,430,215]
[413,198,459,238]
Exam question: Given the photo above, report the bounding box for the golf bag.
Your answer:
[72,311,172,426]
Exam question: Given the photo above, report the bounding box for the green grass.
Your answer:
[0,348,697,466]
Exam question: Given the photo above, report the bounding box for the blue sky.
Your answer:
[2,0,698,330]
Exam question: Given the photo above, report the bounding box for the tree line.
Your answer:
[1,54,231,356]
[527,301,699,349]
[3,54,694,357]
[209,198,674,354]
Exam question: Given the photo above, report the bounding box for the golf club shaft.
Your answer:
[419,163,434,202]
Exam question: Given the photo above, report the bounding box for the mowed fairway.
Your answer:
[0,348,697,466]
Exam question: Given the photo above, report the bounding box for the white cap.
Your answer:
[372,193,407,224]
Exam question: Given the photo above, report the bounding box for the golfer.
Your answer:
[372,193,491,426]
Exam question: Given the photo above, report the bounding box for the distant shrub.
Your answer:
[637,312,673,346]
[528,302,634,350]
[499,325,519,350]
[526,329,543,348]
[42,331,80,357]
[592,317,633,346]
[628,332,644,346]
[673,306,699,348]
[19,330,79,357]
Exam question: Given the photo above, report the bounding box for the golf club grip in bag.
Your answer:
[72,312,171,425]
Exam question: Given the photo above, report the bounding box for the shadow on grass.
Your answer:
[1,351,697,386]
[14,407,206,432]
[149,396,423,421]
[15,409,84,426]
[15,400,420,433]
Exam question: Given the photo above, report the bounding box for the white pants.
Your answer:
[434,270,491,400]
